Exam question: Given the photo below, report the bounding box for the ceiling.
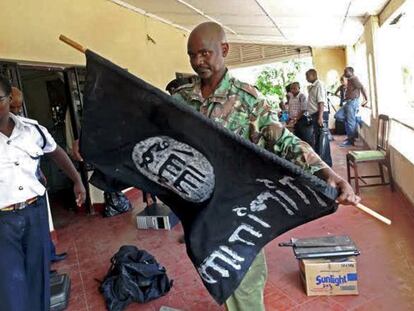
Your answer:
[110,0,390,47]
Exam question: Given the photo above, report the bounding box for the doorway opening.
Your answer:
[19,68,76,212]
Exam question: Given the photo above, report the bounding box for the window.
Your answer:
[376,1,414,164]
[354,41,370,104]
[376,2,414,127]
[351,40,371,125]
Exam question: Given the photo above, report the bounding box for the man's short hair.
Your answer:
[345,66,354,73]
[285,83,292,93]
[290,82,300,88]
[306,69,317,76]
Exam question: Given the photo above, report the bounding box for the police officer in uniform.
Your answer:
[0,75,86,311]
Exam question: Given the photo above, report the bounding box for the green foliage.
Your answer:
[255,59,307,103]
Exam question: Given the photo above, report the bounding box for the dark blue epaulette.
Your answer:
[19,116,46,149]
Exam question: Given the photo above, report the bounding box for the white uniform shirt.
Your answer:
[307,80,327,115]
[0,113,57,207]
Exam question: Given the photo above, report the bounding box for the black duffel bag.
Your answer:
[100,245,173,311]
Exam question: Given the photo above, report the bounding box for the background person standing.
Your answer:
[305,69,332,167]
[286,82,313,145]
[334,75,348,107]
[341,67,368,147]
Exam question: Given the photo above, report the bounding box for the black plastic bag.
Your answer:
[294,115,314,146]
[335,119,346,135]
[317,126,333,167]
[100,245,173,311]
[103,192,132,217]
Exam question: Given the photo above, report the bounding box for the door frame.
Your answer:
[1,61,94,213]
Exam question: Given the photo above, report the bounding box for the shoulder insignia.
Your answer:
[166,75,198,95]
[233,79,259,99]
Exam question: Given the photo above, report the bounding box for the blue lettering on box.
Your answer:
[347,273,358,281]
[315,275,349,286]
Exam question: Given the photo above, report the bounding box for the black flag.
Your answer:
[81,51,338,304]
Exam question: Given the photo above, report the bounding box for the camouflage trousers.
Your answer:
[225,249,267,311]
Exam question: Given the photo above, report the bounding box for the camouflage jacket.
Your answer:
[170,70,328,174]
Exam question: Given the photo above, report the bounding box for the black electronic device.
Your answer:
[136,203,179,230]
[50,273,71,311]
[279,235,360,259]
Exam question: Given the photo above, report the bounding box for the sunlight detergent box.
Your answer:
[299,256,358,296]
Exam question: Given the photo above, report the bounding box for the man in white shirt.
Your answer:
[0,75,86,311]
[286,82,313,145]
[306,69,332,167]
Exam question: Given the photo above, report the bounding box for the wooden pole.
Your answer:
[59,35,86,54]
[355,203,392,225]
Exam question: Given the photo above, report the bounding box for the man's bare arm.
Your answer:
[317,102,324,127]
[315,167,360,205]
[361,86,368,106]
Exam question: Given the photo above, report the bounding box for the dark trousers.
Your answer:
[293,115,314,146]
[311,112,333,167]
[0,196,50,311]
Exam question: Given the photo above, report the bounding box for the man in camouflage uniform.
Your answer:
[169,22,360,311]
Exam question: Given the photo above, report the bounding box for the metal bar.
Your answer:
[254,0,287,39]
[350,162,386,166]
[359,183,390,187]
[349,175,383,179]
[359,177,368,184]
[391,118,414,132]
[341,0,353,33]
[63,69,93,214]
[175,0,238,35]
[110,0,190,33]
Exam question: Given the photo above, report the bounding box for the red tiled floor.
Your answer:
[52,135,414,311]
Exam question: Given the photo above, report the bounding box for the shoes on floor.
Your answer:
[51,252,68,263]
[340,140,354,147]
[178,235,185,244]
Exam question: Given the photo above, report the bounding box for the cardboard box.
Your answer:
[299,256,358,296]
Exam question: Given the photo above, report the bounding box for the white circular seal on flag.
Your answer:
[132,136,215,203]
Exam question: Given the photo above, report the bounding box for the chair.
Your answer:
[346,114,394,194]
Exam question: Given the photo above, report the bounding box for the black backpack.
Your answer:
[103,191,132,217]
[100,245,173,311]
